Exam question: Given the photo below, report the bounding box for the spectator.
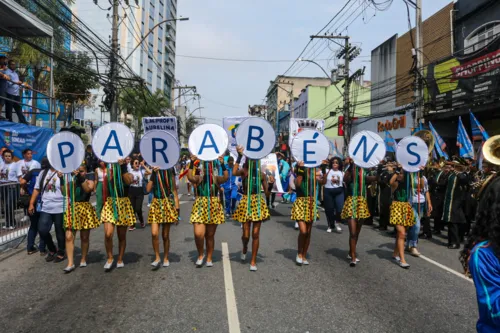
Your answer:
[20,157,46,255]
[17,149,41,223]
[84,145,98,172]
[5,60,28,124]
[276,152,290,196]
[0,56,8,114]
[28,160,65,263]
[0,149,19,229]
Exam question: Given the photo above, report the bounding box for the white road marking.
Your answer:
[222,242,241,333]
[419,255,472,283]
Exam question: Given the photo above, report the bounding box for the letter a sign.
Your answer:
[348,131,386,168]
[92,122,134,163]
[188,124,229,161]
[235,117,276,159]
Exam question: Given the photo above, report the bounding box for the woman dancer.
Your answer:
[147,166,179,268]
[94,161,107,219]
[187,155,228,267]
[460,176,500,333]
[292,161,328,265]
[341,159,374,266]
[101,159,135,270]
[128,157,151,230]
[63,165,100,273]
[389,167,416,269]
[323,157,344,233]
[232,146,270,271]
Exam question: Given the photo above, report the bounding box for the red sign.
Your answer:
[451,49,500,80]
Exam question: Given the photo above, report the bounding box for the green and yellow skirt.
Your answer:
[148,197,178,224]
[233,194,270,223]
[341,196,371,220]
[389,201,416,227]
[64,202,100,230]
[291,197,320,223]
[101,197,135,227]
[190,196,225,225]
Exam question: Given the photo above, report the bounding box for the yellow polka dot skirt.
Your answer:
[341,196,371,220]
[148,197,178,224]
[190,197,225,225]
[291,197,320,223]
[389,201,416,227]
[232,194,270,223]
[100,197,135,227]
[64,202,100,230]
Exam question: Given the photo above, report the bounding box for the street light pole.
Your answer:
[123,17,189,62]
[110,0,119,122]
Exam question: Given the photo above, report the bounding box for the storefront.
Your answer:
[351,110,413,140]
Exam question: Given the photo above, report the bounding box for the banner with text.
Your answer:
[0,121,53,162]
[142,117,178,138]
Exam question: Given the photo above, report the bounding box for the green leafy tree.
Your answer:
[70,120,89,145]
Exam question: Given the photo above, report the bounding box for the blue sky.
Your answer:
[176,0,454,124]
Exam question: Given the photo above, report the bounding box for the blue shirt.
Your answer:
[221,165,237,191]
[278,159,290,181]
[5,68,20,96]
[469,241,500,333]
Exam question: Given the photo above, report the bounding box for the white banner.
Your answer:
[223,116,251,157]
[260,153,284,193]
[288,118,325,147]
[142,117,178,137]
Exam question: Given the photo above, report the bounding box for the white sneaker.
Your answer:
[296,255,303,265]
[347,255,360,263]
[335,224,342,232]
[195,256,205,267]
[104,260,114,270]
[303,259,309,265]
[147,203,151,207]
[241,252,247,262]
[294,222,299,230]
[163,260,170,267]
[206,261,213,267]
[79,261,87,268]
[151,260,160,268]
[250,265,257,271]
[116,262,125,268]
[326,227,332,233]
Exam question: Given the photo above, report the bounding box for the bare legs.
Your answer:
[348,218,363,263]
[241,222,262,266]
[393,225,408,264]
[193,223,218,263]
[80,230,90,264]
[151,223,171,263]
[297,221,313,260]
[65,229,91,269]
[104,223,127,265]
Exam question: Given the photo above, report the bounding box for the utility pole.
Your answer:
[414,0,423,128]
[172,85,197,114]
[310,35,357,154]
[110,0,119,122]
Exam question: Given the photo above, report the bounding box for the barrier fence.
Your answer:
[0,181,29,248]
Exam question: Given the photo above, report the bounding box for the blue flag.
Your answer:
[457,116,474,159]
[469,111,489,141]
[429,121,449,160]
[384,130,397,153]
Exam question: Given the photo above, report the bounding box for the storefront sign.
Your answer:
[377,116,406,132]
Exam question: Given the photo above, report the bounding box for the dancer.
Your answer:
[63,165,100,273]
[147,167,179,268]
[232,146,270,271]
[292,161,328,265]
[323,157,344,233]
[94,161,107,219]
[389,168,416,269]
[460,173,500,332]
[101,159,135,270]
[187,155,228,267]
[341,159,374,266]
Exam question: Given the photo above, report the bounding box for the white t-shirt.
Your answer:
[16,159,41,177]
[34,170,64,214]
[129,169,144,188]
[411,176,428,204]
[0,162,19,182]
[97,168,105,182]
[324,169,344,189]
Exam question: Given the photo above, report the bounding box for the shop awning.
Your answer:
[0,0,53,38]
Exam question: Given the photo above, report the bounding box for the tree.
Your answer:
[70,120,89,145]
[119,86,171,140]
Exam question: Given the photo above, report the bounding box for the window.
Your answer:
[464,21,500,54]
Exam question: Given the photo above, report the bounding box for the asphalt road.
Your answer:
[0,185,478,333]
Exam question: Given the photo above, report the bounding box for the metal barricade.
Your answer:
[0,181,29,247]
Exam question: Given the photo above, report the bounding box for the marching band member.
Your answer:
[389,168,415,269]
[341,158,375,266]
[147,167,179,268]
[232,145,270,271]
[292,160,327,266]
[63,165,100,273]
[187,155,228,267]
[377,159,394,231]
[427,162,449,236]
[101,159,135,271]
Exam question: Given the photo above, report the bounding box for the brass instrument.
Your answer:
[413,130,435,154]
[472,135,500,199]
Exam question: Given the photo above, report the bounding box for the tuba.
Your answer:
[473,135,500,199]
[414,130,435,168]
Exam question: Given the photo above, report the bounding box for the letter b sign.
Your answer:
[235,118,276,159]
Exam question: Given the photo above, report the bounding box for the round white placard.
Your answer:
[235,117,276,159]
[291,130,330,168]
[92,122,134,163]
[396,136,429,172]
[140,130,180,169]
[348,131,386,168]
[47,132,85,173]
[188,124,229,161]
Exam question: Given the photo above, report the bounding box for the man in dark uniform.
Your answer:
[427,163,450,235]
[377,160,393,231]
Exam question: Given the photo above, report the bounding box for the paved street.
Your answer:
[0,187,478,333]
